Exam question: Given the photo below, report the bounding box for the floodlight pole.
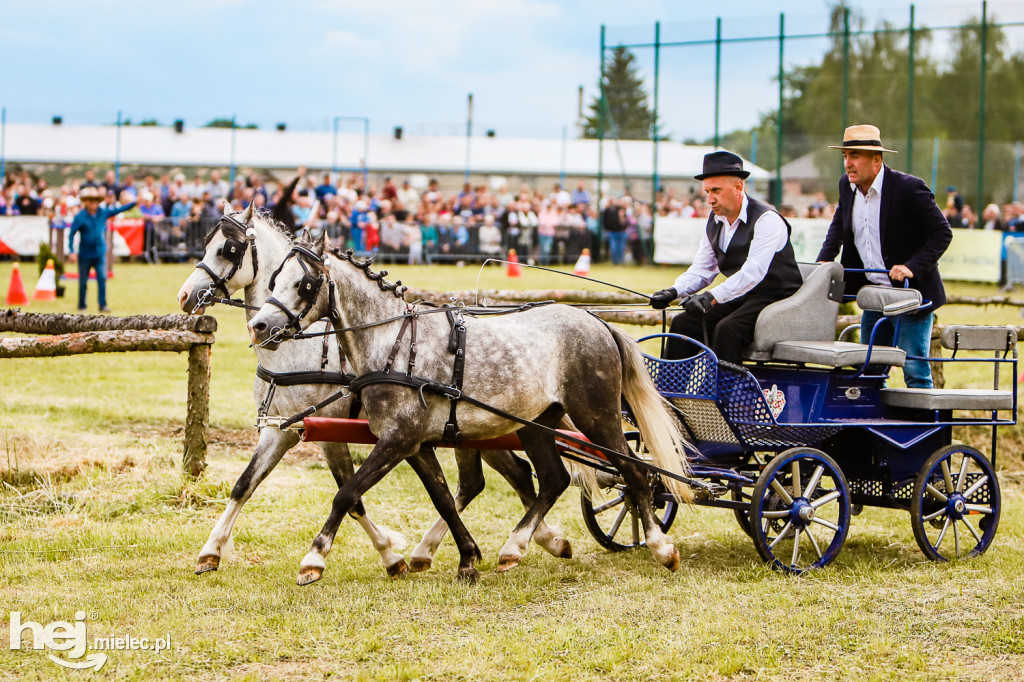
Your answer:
[115,110,122,186]
[333,116,371,187]
[0,106,6,189]
[229,114,237,186]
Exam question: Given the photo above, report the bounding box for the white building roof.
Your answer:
[3,123,772,181]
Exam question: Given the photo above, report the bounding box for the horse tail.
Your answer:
[608,325,694,504]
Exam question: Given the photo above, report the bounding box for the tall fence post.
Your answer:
[842,7,850,131]
[184,342,211,477]
[229,114,237,187]
[1014,140,1022,203]
[597,24,606,253]
[651,20,661,262]
[931,136,940,191]
[977,0,988,207]
[714,17,722,148]
[775,13,785,208]
[907,4,916,174]
[115,110,122,186]
[0,106,6,189]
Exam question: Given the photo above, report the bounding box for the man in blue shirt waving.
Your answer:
[67,187,136,312]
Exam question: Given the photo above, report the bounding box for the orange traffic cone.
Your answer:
[5,262,29,307]
[33,259,58,301]
[573,248,591,277]
[506,248,522,278]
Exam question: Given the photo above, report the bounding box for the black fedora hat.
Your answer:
[694,150,750,181]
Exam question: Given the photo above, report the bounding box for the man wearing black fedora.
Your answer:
[650,150,802,363]
[816,124,952,388]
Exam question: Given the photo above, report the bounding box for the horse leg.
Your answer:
[319,441,409,578]
[405,447,482,583]
[298,436,416,586]
[573,417,681,572]
[497,422,571,572]
[196,427,298,574]
[409,447,485,573]
[483,449,572,560]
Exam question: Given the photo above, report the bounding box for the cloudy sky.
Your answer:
[3,0,1021,142]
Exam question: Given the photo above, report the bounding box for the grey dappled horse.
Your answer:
[176,202,571,578]
[247,228,694,585]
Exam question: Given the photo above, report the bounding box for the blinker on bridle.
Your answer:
[262,245,340,346]
[193,211,259,311]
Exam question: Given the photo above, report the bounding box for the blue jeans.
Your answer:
[77,253,107,310]
[608,231,627,265]
[861,309,934,388]
[538,234,553,265]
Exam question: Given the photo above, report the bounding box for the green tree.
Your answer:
[583,46,658,140]
[204,118,259,129]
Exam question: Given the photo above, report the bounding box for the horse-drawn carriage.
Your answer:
[180,205,1017,581]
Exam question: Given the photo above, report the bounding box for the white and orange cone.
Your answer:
[573,248,591,277]
[32,259,58,301]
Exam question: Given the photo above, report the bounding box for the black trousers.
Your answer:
[665,290,793,364]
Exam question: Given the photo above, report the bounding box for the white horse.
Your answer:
[176,202,572,578]
[247,228,693,585]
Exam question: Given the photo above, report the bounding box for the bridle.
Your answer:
[260,244,340,346]
[192,211,259,313]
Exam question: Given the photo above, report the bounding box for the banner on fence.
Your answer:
[653,217,833,265]
[939,229,1003,283]
[0,216,143,257]
[0,216,50,256]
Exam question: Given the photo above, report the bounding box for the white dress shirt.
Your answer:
[672,194,790,303]
[850,166,889,285]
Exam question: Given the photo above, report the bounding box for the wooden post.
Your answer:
[184,342,211,478]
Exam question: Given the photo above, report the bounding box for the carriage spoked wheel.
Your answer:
[580,481,678,552]
[910,445,1001,562]
[579,431,678,551]
[750,447,850,574]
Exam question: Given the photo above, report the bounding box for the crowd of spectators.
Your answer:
[5,167,1024,266]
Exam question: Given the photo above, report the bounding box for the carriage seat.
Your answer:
[769,285,919,369]
[742,262,845,362]
[880,325,1017,411]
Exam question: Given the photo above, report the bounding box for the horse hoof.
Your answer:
[554,538,573,559]
[195,555,220,574]
[663,547,681,572]
[408,557,432,573]
[457,566,479,584]
[496,554,521,572]
[297,566,323,586]
[386,558,409,579]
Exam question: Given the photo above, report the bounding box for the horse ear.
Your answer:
[299,227,312,243]
[222,199,233,216]
[313,227,326,255]
[241,199,255,225]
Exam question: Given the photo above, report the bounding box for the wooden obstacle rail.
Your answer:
[0,311,217,477]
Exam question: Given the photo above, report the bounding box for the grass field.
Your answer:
[1,260,1023,681]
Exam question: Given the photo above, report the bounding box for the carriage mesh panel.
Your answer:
[643,352,717,398]
[671,398,739,444]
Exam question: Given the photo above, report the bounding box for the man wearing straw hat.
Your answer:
[649,150,803,363]
[817,124,952,388]
[67,186,137,312]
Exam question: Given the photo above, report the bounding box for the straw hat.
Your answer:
[79,187,103,201]
[828,124,897,153]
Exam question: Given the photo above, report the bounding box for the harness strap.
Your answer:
[385,314,414,373]
[255,364,356,387]
[444,316,467,445]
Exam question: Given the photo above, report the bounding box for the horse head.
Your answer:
[177,200,258,314]
[247,228,333,350]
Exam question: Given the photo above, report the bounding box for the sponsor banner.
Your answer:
[0,216,50,256]
[938,229,1003,283]
[0,216,143,257]
[653,217,833,265]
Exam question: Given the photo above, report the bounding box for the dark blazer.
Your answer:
[817,165,952,309]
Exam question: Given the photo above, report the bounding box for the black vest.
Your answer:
[706,195,802,298]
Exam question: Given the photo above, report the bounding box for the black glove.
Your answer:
[650,287,678,310]
[683,291,715,316]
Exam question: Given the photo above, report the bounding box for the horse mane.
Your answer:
[330,248,408,299]
[202,207,294,247]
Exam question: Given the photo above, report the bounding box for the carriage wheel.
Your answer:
[751,447,850,574]
[731,487,754,538]
[910,445,1001,562]
[580,483,678,552]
